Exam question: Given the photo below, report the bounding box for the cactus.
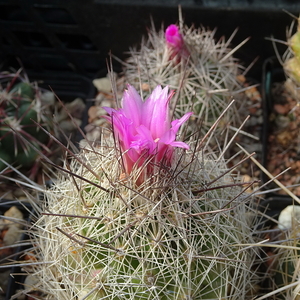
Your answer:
[272,234,300,300]
[0,72,53,175]
[21,83,264,300]
[122,17,252,137]
[280,15,300,102]
[284,16,300,83]
[264,206,300,300]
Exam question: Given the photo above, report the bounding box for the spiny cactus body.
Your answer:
[267,206,300,300]
[0,76,52,172]
[123,20,250,136]
[28,139,261,300]
[23,84,263,300]
[281,16,300,102]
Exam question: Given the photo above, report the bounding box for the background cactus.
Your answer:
[20,83,265,300]
[262,14,300,196]
[0,72,53,177]
[280,15,300,102]
[0,70,87,193]
[122,17,254,139]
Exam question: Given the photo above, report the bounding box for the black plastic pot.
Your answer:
[261,57,285,187]
[1,1,300,298]
[0,1,300,81]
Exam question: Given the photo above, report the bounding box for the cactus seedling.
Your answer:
[21,82,264,300]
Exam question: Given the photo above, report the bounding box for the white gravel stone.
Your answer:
[3,225,22,246]
[93,77,112,93]
[4,206,23,227]
[278,205,300,230]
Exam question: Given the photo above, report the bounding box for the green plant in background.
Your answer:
[280,15,300,101]
[122,14,253,138]
[0,72,53,177]
[283,16,300,82]
[0,71,87,189]
[20,83,265,300]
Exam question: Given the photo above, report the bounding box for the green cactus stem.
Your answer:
[23,133,264,300]
[0,76,52,172]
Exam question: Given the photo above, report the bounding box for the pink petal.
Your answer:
[143,86,171,138]
[171,112,193,134]
[122,84,143,127]
[102,83,191,181]
[165,24,190,63]
[169,141,190,150]
[159,129,176,145]
[159,129,190,150]
[102,106,115,116]
[104,108,134,151]
[131,125,156,154]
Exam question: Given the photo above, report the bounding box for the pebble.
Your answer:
[93,77,112,93]
[4,206,23,227]
[87,106,98,123]
[1,206,24,247]
[24,274,39,289]
[3,225,22,246]
[59,118,82,132]
[65,98,86,119]
[273,103,290,115]
[55,98,86,122]
[88,106,108,123]
[274,115,291,130]
[0,269,10,295]
[85,128,102,142]
[278,205,300,229]
[40,91,56,106]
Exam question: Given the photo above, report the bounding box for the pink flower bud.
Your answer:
[165,24,189,62]
[165,24,183,49]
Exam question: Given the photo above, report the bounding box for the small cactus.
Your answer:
[0,70,87,188]
[284,17,300,83]
[281,15,300,102]
[0,72,53,175]
[123,18,251,137]
[22,83,263,300]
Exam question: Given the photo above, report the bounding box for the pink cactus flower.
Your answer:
[103,84,192,182]
[165,24,189,62]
